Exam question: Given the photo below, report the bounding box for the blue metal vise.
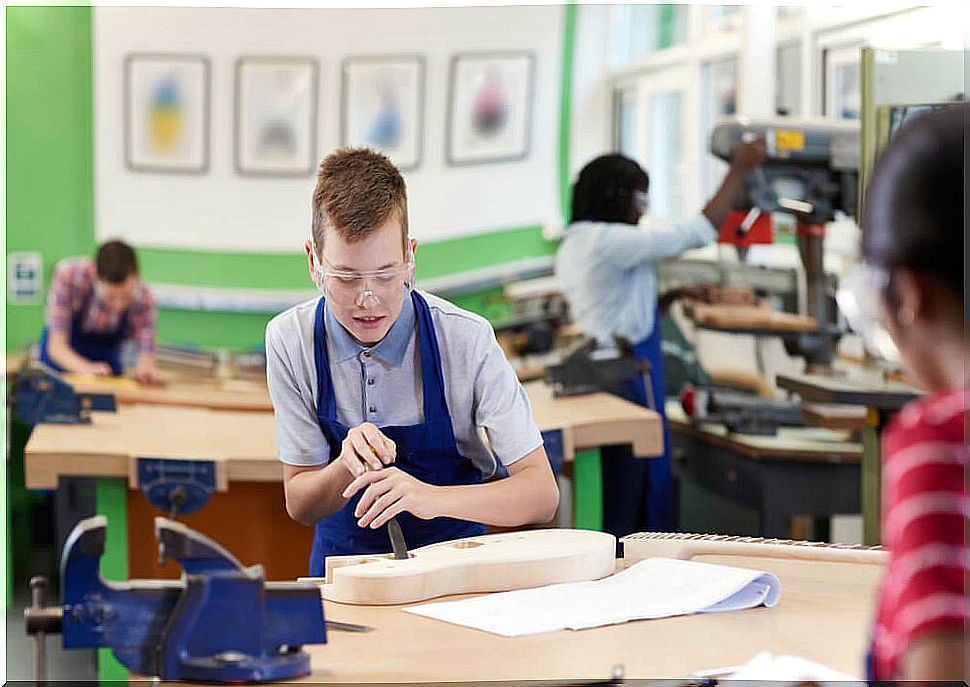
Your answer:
[28,515,327,682]
[14,368,117,425]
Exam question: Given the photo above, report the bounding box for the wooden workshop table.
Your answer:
[666,402,862,540]
[24,384,661,577]
[25,383,660,682]
[776,372,921,545]
[300,554,880,681]
[62,372,273,412]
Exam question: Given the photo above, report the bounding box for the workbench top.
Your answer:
[666,401,861,463]
[307,554,880,681]
[25,383,662,489]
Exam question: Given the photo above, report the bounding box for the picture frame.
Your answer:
[342,55,425,171]
[125,53,210,174]
[234,56,319,176]
[446,51,535,166]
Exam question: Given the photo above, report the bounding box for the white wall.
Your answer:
[94,6,563,252]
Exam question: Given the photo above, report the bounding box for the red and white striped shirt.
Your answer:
[871,388,969,680]
[45,257,157,354]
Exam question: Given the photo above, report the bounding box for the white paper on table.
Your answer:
[721,650,860,682]
[403,557,781,637]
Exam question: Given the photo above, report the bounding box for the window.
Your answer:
[776,42,801,116]
[825,45,862,119]
[608,4,688,66]
[613,89,639,160]
[699,57,738,200]
[646,91,685,220]
[705,5,742,32]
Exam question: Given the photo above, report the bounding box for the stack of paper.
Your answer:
[403,557,781,637]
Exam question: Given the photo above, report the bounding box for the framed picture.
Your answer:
[342,55,425,171]
[125,54,210,174]
[446,52,535,166]
[235,57,319,176]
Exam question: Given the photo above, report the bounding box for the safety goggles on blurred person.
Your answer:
[310,237,415,307]
[835,263,901,365]
[634,190,650,215]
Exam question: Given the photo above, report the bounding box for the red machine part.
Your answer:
[717,210,774,248]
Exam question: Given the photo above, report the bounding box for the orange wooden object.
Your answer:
[127,482,315,581]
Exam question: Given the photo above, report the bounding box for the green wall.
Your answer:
[6,6,96,352]
[6,6,571,353]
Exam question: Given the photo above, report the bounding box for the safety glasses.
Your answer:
[310,237,414,307]
[835,263,900,365]
[634,190,650,215]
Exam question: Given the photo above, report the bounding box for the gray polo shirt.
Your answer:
[265,290,543,477]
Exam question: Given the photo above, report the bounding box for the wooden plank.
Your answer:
[801,402,869,432]
[301,554,881,681]
[126,482,313,581]
[63,373,273,412]
[687,303,818,332]
[24,405,282,487]
[309,529,616,605]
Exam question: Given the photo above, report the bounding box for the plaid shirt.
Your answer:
[45,257,157,355]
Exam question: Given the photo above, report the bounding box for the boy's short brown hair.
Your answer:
[95,240,139,284]
[311,148,409,256]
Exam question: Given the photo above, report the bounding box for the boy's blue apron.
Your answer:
[309,290,487,576]
[38,290,129,376]
[600,304,672,534]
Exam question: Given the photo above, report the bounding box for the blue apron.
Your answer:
[600,305,672,534]
[308,291,487,575]
[39,290,130,376]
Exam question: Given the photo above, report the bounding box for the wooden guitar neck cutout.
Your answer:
[305,529,616,605]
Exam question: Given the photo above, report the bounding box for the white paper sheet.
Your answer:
[720,651,859,682]
[403,557,781,637]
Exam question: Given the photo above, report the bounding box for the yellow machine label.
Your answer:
[775,129,805,151]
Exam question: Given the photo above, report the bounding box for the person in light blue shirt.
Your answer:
[555,142,764,537]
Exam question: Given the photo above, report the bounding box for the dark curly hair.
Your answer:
[570,154,649,225]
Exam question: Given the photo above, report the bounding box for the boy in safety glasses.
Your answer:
[266,148,559,573]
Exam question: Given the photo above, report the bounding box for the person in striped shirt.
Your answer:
[39,240,165,385]
[854,104,967,681]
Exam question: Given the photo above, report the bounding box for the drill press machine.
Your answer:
[709,116,860,374]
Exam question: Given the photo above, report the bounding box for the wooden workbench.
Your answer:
[304,554,880,681]
[777,371,921,545]
[62,372,273,412]
[25,385,661,581]
[666,402,862,539]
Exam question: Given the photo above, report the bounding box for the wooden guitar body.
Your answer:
[305,528,617,605]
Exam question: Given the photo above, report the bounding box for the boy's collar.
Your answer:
[323,293,415,367]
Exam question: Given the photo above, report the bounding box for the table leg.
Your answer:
[572,449,603,531]
[95,478,129,684]
[861,411,881,546]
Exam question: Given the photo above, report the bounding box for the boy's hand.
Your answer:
[342,467,439,528]
[338,423,396,477]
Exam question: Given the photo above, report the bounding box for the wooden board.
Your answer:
[623,531,887,566]
[127,482,313,582]
[299,554,882,681]
[24,404,281,489]
[688,303,819,332]
[309,529,616,605]
[801,402,869,432]
[63,373,273,412]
